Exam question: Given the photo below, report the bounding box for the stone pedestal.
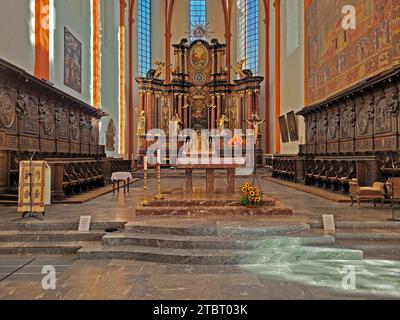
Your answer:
[185,169,193,193]
[227,168,235,193]
[206,169,214,193]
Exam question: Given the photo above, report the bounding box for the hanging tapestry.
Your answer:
[305,0,400,106]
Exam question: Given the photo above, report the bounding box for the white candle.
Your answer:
[157,150,161,164]
[144,156,148,170]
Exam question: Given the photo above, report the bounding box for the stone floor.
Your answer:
[0,171,400,300]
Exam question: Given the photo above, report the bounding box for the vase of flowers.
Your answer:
[240,182,263,208]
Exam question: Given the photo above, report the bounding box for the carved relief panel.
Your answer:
[0,88,16,130]
[327,104,340,141]
[340,100,355,139]
[306,114,317,144]
[316,110,328,142]
[373,88,392,134]
[23,95,39,134]
[80,113,90,144]
[355,92,374,137]
[56,105,69,140]
[39,100,55,138]
[69,110,80,142]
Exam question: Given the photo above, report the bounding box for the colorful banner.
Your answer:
[305,0,400,106]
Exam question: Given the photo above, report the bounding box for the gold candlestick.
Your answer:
[155,163,164,200]
[140,168,150,206]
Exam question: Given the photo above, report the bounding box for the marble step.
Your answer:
[0,241,93,255]
[102,232,335,249]
[310,221,400,230]
[0,221,126,232]
[78,245,363,265]
[335,231,400,241]
[136,205,293,216]
[334,240,400,260]
[0,230,105,242]
[147,199,276,207]
[124,221,311,236]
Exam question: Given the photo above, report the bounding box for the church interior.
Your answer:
[0,0,400,301]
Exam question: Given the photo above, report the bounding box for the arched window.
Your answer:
[138,0,151,76]
[189,0,207,41]
[237,0,259,74]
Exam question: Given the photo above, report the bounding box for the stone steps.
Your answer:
[124,221,311,236]
[310,221,400,230]
[102,232,335,249]
[78,245,363,265]
[0,230,106,242]
[0,221,126,231]
[0,241,95,255]
[135,206,293,216]
[147,199,276,207]
[334,240,400,260]
[0,220,126,256]
[335,230,400,241]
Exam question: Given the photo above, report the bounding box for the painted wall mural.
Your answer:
[64,27,82,93]
[305,0,400,106]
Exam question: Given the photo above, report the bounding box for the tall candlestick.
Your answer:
[155,150,163,200]
[141,156,149,206]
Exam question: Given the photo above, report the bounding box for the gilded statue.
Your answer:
[137,108,146,136]
[153,61,166,79]
[217,114,229,131]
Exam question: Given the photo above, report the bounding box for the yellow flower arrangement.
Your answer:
[240,182,263,207]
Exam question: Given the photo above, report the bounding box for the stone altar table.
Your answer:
[176,157,246,194]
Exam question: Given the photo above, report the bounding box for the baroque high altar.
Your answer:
[136,38,264,165]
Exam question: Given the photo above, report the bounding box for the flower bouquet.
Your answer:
[240,182,263,208]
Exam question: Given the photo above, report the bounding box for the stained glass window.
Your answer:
[189,0,207,41]
[237,0,259,74]
[138,0,151,76]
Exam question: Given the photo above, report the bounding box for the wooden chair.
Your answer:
[349,181,386,208]
[386,178,400,201]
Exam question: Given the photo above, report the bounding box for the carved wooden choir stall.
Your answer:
[269,66,400,196]
[0,58,131,204]
[135,39,264,165]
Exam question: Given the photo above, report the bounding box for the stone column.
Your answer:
[211,48,216,77]
[185,169,193,194]
[177,94,183,119]
[139,90,144,112]
[246,90,253,129]
[216,94,222,123]
[146,90,152,131]
[211,94,216,129]
[254,89,260,115]
[239,91,245,130]
[206,169,215,193]
[174,49,179,73]
[217,49,222,74]
[178,49,183,74]
[183,48,188,80]
[183,94,189,128]
[227,168,235,193]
